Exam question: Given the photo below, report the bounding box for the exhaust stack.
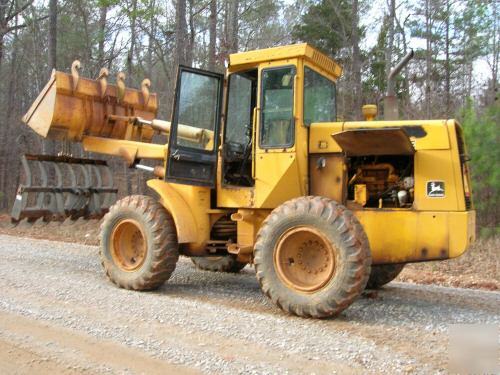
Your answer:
[384,49,414,121]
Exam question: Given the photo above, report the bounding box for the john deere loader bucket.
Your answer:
[12,62,159,223]
[22,63,158,142]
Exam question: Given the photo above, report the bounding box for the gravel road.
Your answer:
[0,234,498,374]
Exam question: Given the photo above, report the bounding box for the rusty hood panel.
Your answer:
[332,128,415,156]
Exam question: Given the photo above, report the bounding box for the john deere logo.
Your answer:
[427,181,445,197]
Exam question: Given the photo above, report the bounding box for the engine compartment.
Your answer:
[346,155,414,208]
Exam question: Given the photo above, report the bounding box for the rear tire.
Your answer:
[366,264,405,289]
[254,196,371,318]
[191,255,247,273]
[99,195,179,290]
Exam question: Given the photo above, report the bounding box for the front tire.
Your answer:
[99,195,179,290]
[254,196,371,318]
[191,255,247,273]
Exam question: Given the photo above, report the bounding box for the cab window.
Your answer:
[304,67,336,126]
[175,70,219,150]
[223,69,257,186]
[260,66,295,148]
[226,72,256,146]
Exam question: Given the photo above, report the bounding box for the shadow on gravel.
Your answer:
[153,263,280,315]
[147,260,499,325]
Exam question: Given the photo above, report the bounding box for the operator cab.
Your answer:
[165,44,343,209]
[222,67,299,187]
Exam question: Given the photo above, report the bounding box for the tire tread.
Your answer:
[99,195,179,291]
[254,196,371,318]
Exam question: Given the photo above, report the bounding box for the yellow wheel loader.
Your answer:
[17,44,475,318]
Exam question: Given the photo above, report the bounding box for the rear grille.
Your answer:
[455,126,472,210]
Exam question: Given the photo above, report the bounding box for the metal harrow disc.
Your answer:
[11,154,118,222]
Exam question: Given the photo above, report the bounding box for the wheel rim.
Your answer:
[274,226,336,293]
[111,219,147,271]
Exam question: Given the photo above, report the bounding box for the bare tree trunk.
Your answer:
[174,0,188,67]
[208,0,217,70]
[384,0,396,119]
[0,0,8,71]
[29,5,44,94]
[351,0,362,120]
[466,62,473,98]
[186,0,195,66]
[146,0,155,77]
[7,20,18,122]
[44,0,57,155]
[395,11,410,117]
[425,0,432,118]
[97,5,107,68]
[444,0,451,117]
[385,0,395,82]
[223,0,228,56]
[221,0,238,63]
[48,0,57,71]
[126,0,137,86]
[1,10,22,209]
[227,0,239,53]
[0,36,3,72]
[488,0,498,104]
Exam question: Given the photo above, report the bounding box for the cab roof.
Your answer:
[229,43,343,79]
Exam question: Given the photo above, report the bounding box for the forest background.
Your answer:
[0,0,497,235]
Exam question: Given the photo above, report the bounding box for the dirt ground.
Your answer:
[0,311,195,375]
[1,213,498,291]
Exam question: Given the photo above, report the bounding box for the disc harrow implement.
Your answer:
[11,154,117,223]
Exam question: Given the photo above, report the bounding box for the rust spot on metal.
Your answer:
[332,128,415,156]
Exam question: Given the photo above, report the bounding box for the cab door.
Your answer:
[166,66,224,187]
[253,63,305,208]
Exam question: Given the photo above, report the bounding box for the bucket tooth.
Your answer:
[141,79,151,108]
[98,68,109,98]
[71,60,81,92]
[117,72,126,103]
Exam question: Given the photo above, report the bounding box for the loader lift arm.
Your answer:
[81,136,167,166]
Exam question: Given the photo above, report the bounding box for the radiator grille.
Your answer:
[456,126,472,210]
